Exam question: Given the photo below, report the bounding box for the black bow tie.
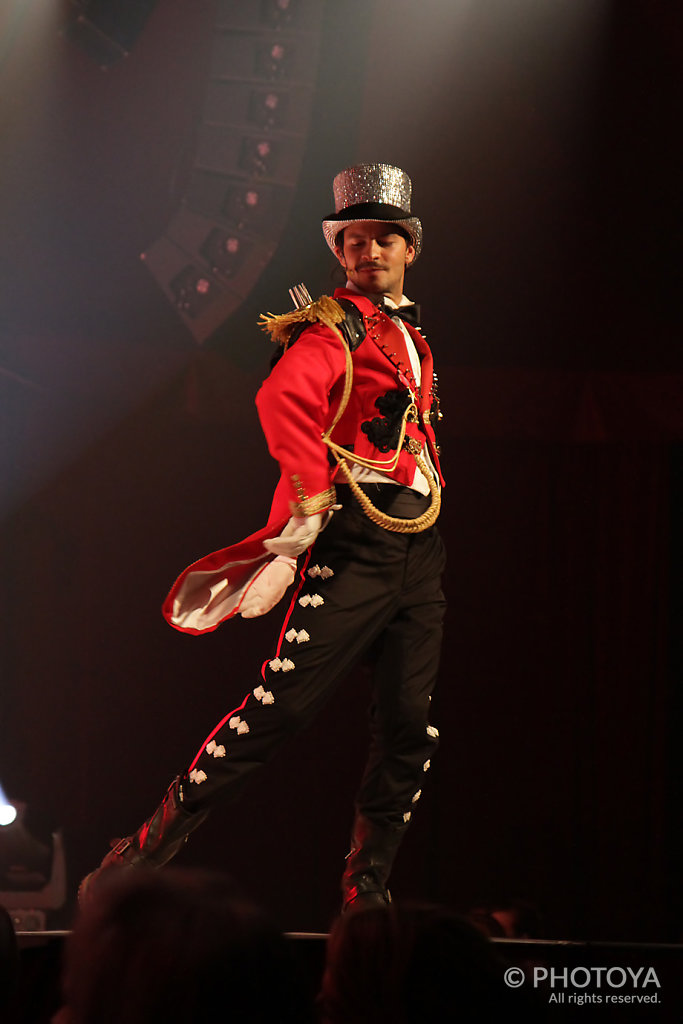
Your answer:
[379,301,421,328]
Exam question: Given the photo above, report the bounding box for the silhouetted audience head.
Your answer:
[468,896,544,939]
[319,900,539,1023]
[55,868,314,1024]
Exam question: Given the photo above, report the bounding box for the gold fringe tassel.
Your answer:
[258,295,346,350]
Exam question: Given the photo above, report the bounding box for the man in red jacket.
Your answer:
[81,164,446,911]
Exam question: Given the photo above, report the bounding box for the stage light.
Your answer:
[249,89,288,130]
[243,189,262,211]
[221,185,269,231]
[0,784,16,829]
[200,229,248,279]
[262,0,297,29]
[169,266,220,319]
[255,41,292,79]
[240,138,277,177]
[0,802,17,829]
[0,797,66,931]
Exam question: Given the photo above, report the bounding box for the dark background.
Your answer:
[0,0,681,940]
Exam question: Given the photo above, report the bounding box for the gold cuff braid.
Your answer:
[289,481,337,518]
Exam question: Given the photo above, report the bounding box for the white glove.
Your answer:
[239,556,297,619]
[263,514,323,558]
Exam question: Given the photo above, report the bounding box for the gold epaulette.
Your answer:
[258,295,345,349]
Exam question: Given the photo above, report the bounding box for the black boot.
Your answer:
[341,814,405,912]
[78,777,209,903]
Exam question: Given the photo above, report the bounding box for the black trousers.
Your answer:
[180,485,447,833]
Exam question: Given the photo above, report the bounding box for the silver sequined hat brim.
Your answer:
[322,162,422,260]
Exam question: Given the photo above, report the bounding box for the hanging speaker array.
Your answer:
[141,0,324,343]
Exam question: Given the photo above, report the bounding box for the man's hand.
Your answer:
[263,514,323,558]
[240,556,297,618]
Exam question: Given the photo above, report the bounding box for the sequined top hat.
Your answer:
[322,162,422,260]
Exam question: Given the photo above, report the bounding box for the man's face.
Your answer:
[334,221,415,302]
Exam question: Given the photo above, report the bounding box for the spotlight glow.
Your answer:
[0,783,17,825]
[0,804,17,826]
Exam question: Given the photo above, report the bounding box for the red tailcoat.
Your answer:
[162,289,443,635]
